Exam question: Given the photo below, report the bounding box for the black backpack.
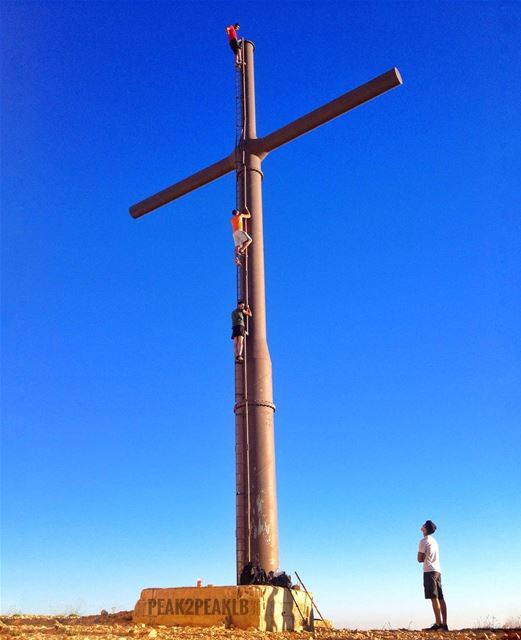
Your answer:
[239,562,268,585]
[270,571,292,588]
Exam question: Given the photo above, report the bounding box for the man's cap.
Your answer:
[234,23,240,29]
[423,520,437,534]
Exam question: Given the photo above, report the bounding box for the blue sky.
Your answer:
[1,0,520,630]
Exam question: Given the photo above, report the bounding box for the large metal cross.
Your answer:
[130,39,402,582]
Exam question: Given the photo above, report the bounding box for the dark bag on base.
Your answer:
[270,571,292,588]
[239,562,268,585]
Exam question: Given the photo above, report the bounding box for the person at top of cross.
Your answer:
[226,23,242,66]
[231,300,252,363]
[231,206,252,266]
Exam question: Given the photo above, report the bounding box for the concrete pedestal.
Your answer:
[133,585,314,631]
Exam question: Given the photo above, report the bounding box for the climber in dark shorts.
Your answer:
[231,300,252,363]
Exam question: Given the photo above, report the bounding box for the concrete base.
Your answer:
[133,585,314,631]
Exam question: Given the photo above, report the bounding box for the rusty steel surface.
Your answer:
[251,67,402,157]
[234,350,249,578]
[129,152,235,219]
[234,55,250,580]
[234,41,279,577]
[242,172,279,574]
[128,37,402,584]
[129,65,402,220]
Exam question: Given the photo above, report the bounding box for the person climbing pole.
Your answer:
[231,300,252,363]
[231,206,252,266]
[226,23,242,66]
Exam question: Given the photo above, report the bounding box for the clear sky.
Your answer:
[1,0,520,630]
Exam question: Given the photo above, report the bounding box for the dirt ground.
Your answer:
[1,613,519,640]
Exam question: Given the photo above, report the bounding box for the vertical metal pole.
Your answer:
[128,40,402,583]
[234,347,248,581]
[234,55,250,581]
[235,39,279,577]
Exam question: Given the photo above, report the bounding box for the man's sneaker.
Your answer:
[441,624,449,631]
[422,624,442,631]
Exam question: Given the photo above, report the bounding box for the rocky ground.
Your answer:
[0,613,519,640]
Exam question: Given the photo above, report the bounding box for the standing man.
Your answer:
[231,300,252,363]
[418,520,448,631]
[231,206,252,265]
[226,23,242,66]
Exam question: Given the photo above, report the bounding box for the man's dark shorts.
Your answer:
[423,571,444,599]
[232,325,245,339]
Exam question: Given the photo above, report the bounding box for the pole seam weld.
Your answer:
[234,400,276,413]
[235,166,264,179]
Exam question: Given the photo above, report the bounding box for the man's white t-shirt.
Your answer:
[419,535,441,573]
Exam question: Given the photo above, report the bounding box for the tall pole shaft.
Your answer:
[235,40,279,581]
[128,39,402,584]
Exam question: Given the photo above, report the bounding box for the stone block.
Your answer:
[133,585,314,631]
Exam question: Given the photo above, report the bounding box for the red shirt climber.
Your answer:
[226,23,242,66]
